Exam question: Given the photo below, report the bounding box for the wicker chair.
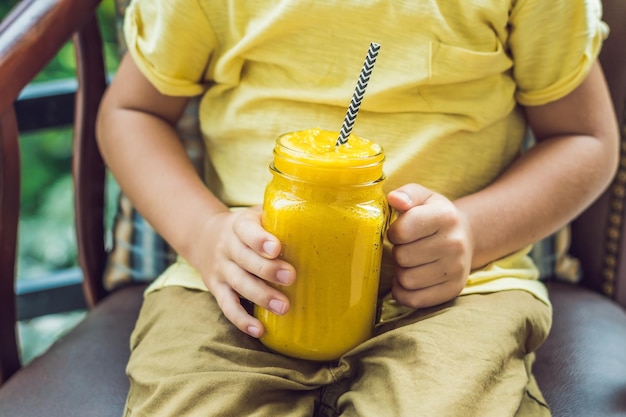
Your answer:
[0,1,625,416]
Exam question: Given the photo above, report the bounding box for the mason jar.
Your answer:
[254,128,389,361]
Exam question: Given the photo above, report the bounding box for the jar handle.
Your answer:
[374,206,416,327]
[375,293,416,328]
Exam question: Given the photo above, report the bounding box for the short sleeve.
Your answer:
[509,0,608,106]
[124,0,216,97]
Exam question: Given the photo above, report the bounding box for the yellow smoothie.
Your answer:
[255,128,388,361]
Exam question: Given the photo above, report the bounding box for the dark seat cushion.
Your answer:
[535,281,626,417]
[1,282,625,416]
[0,285,146,417]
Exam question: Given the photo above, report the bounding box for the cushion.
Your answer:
[535,281,626,417]
[0,285,146,417]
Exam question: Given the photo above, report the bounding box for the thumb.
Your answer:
[387,183,433,212]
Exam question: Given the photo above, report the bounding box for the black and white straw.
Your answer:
[336,42,381,146]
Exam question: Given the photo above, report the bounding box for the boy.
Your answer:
[97,1,618,415]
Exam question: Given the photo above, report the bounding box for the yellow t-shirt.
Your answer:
[124,0,607,306]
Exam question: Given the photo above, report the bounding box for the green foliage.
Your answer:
[19,129,73,216]
[0,0,19,18]
[18,174,77,277]
[0,0,122,278]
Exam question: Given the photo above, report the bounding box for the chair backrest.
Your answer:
[570,0,626,306]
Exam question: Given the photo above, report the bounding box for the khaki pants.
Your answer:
[124,287,552,417]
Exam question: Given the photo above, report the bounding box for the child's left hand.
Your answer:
[386,184,474,308]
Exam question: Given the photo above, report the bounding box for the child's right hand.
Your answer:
[96,55,294,339]
[194,207,296,338]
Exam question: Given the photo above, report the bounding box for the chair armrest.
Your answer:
[0,0,105,384]
[0,0,102,109]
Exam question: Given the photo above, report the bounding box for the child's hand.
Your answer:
[196,207,295,338]
[386,184,473,308]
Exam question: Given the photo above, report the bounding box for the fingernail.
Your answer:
[247,325,261,338]
[263,240,278,256]
[276,269,292,285]
[394,191,412,205]
[269,299,287,315]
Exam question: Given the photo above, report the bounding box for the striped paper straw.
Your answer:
[336,42,381,146]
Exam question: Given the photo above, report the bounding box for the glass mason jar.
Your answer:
[254,129,389,361]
